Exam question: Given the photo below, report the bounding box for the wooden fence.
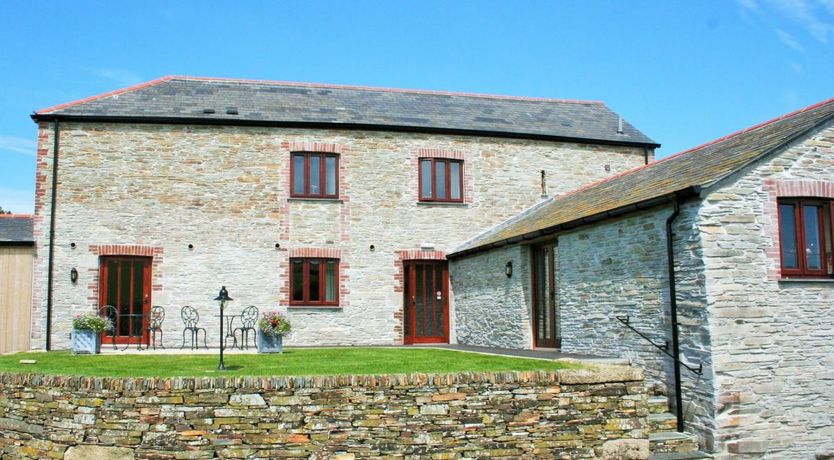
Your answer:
[0,246,32,354]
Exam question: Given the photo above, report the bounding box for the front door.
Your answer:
[403,260,449,344]
[99,257,152,344]
[532,244,560,348]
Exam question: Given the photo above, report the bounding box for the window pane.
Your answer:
[325,157,337,196]
[292,260,304,301]
[325,261,337,302]
[309,260,320,301]
[420,160,432,198]
[292,155,305,195]
[450,162,461,200]
[779,204,798,269]
[309,156,321,195]
[435,161,446,199]
[803,205,823,269]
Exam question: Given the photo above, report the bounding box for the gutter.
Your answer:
[665,198,684,432]
[45,120,60,351]
[30,114,661,150]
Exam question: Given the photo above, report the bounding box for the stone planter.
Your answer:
[71,330,101,354]
[257,331,283,353]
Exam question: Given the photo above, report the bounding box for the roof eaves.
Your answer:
[32,76,176,116]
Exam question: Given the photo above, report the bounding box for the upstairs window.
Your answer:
[419,158,463,202]
[291,153,338,198]
[290,258,339,306]
[778,199,832,278]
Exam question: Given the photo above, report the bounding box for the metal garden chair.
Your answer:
[233,306,259,350]
[180,305,208,350]
[148,305,165,349]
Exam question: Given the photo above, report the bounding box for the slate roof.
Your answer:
[452,97,834,257]
[33,76,657,146]
[0,215,34,245]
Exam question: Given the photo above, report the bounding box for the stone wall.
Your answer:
[451,244,532,348]
[0,366,651,459]
[698,124,834,458]
[31,122,646,349]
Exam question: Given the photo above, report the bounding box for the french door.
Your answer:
[99,257,152,344]
[532,244,560,348]
[403,261,449,344]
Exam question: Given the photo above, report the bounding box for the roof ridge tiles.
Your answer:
[166,75,606,105]
[554,97,834,200]
[35,76,175,115]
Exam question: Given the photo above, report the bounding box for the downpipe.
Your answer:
[665,198,684,432]
[45,120,60,351]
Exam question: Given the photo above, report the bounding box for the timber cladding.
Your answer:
[0,366,650,459]
[0,246,32,354]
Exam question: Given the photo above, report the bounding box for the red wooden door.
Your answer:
[403,261,449,344]
[99,257,152,344]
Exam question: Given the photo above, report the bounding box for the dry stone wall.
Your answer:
[0,366,651,459]
[31,122,646,350]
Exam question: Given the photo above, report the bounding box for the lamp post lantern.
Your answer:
[214,286,233,370]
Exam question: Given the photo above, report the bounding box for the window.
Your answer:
[419,158,463,202]
[778,199,833,278]
[291,153,338,198]
[290,258,339,306]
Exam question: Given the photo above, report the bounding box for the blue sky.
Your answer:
[1,0,832,213]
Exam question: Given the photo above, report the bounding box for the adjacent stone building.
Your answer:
[450,98,834,458]
[29,76,657,351]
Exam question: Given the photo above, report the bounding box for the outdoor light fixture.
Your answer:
[505,261,513,278]
[70,267,78,283]
[214,286,233,370]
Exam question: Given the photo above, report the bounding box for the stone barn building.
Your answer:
[451,98,834,458]
[26,75,834,458]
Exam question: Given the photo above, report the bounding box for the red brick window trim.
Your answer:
[291,152,339,199]
[393,250,447,293]
[414,149,473,203]
[90,244,161,257]
[286,142,348,154]
[87,245,164,304]
[764,180,834,280]
[287,248,344,308]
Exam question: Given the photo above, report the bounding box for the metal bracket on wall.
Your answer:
[615,315,703,376]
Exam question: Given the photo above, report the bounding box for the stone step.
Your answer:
[650,431,701,454]
[648,396,670,414]
[649,451,713,460]
[648,412,678,433]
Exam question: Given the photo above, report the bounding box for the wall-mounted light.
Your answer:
[70,267,78,284]
[505,261,513,278]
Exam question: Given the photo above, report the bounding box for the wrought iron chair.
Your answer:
[180,305,208,349]
[233,306,259,350]
[99,305,118,350]
[148,306,165,349]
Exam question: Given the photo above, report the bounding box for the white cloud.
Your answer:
[776,28,806,50]
[0,187,35,214]
[0,135,37,156]
[789,60,804,72]
[769,0,834,42]
[736,0,760,10]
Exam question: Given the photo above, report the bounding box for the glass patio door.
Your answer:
[532,244,560,348]
[403,261,449,344]
[99,257,152,344]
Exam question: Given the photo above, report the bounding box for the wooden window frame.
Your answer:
[290,152,339,199]
[289,257,340,307]
[418,158,464,203]
[777,198,831,278]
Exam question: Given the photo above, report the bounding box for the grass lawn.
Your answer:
[0,348,581,378]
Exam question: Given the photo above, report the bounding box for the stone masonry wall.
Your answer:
[698,123,834,458]
[31,122,646,350]
[555,203,715,450]
[0,366,651,459]
[451,245,532,348]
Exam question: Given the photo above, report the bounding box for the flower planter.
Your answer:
[257,331,284,353]
[71,330,102,354]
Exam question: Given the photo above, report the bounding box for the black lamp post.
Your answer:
[214,286,233,370]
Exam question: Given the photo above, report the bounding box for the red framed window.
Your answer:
[290,258,339,306]
[291,153,339,198]
[419,158,463,202]
[778,199,832,278]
